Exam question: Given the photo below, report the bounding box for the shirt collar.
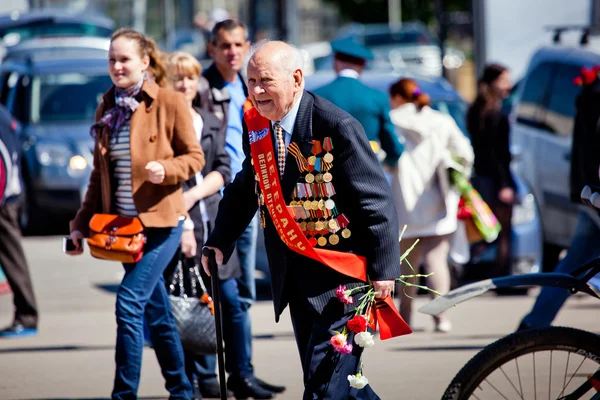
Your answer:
[338,69,360,79]
[271,92,303,135]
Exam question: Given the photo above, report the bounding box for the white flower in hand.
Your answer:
[348,372,369,389]
[354,331,375,348]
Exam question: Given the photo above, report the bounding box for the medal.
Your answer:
[307,221,316,231]
[317,236,327,247]
[308,155,316,165]
[299,222,307,231]
[305,173,315,183]
[323,172,333,183]
[290,200,297,206]
[315,173,324,183]
[288,142,309,172]
[325,199,335,210]
[329,234,340,245]
[328,218,338,230]
[323,137,334,163]
[315,221,324,231]
[337,214,351,239]
[303,201,312,210]
[318,199,325,210]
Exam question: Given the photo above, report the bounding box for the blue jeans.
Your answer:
[112,221,192,400]
[194,278,254,383]
[522,211,600,327]
[236,213,258,308]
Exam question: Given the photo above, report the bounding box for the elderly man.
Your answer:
[203,41,408,399]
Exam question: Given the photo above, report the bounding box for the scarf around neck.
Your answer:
[90,78,144,138]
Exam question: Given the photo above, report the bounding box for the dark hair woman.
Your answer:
[466,63,516,278]
[67,28,205,399]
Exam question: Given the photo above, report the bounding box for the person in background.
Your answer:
[0,104,39,338]
[314,38,404,166]
[67,28,204,400]
[200,19,258,311]
[466,63,516,278]
[388,78,474,333]
[517,67,600,330]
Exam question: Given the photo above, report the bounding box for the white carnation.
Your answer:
[354,331,375,348]
[347,373,369,389]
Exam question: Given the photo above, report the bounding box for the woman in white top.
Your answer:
[389,78,474,333]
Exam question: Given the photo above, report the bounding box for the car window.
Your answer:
[2,23,112,43]
[7,74,30,123]
[538,63,582,136]
[516,62,554,128]
[30,72,112,123]
[363,30,434,47]
[0,71,13,105]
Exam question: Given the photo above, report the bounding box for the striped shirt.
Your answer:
[109,122,137,217]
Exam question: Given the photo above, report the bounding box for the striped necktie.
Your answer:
[274,123,285,176]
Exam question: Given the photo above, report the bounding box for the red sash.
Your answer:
[245,107,411,339]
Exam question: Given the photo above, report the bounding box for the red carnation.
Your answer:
[347,315,368,333]
[573,76,583,86]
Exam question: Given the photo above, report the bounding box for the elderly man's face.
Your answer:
[247,52,302,121]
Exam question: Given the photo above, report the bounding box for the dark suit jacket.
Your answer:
[183,106,239,280]
[206,91,401,320]
[314,76,404,166]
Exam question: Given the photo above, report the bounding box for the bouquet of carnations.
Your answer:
[332,231,439,389]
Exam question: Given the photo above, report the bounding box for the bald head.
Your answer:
[247,41,304,121]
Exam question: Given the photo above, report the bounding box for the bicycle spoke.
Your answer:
[499,364,525,399]
[483,378,512,400]
[516,357,524,399]
[534,352,537,400]
[562,355,587,394]
[548,350,554,400]
[559,352,571,398]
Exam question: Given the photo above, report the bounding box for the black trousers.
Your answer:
[0,203,38,328]
[288,292,380,400]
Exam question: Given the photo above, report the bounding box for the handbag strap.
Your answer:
[187,259,209,298]
[168,259,187,298]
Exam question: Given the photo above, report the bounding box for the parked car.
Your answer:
[2,35,109,62]
[0,9,113,47]
[510,45,600,270]
[0,50,112,232]
[328,22,465,77]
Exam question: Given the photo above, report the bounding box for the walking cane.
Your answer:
[203,247,227,400]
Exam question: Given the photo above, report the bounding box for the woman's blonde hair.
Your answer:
[111,28,167,87]
[167,51,202,81]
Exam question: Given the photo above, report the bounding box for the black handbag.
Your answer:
[168,257,217,355]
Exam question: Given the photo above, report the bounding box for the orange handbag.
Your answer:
[87,214,146,263]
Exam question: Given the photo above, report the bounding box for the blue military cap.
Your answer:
[330,38,374,61]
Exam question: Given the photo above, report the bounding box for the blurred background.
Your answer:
[1,0,598,287]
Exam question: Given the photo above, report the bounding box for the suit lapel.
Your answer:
[281,92,314,198]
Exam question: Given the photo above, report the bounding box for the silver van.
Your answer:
[510,45,600,269]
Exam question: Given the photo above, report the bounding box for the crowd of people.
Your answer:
[0,13,596,400]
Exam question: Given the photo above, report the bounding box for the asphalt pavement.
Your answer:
[0,235,598,399]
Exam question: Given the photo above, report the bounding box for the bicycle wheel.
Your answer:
[442,327,600,400]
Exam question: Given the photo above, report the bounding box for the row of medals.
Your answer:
[290,145,351,247]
